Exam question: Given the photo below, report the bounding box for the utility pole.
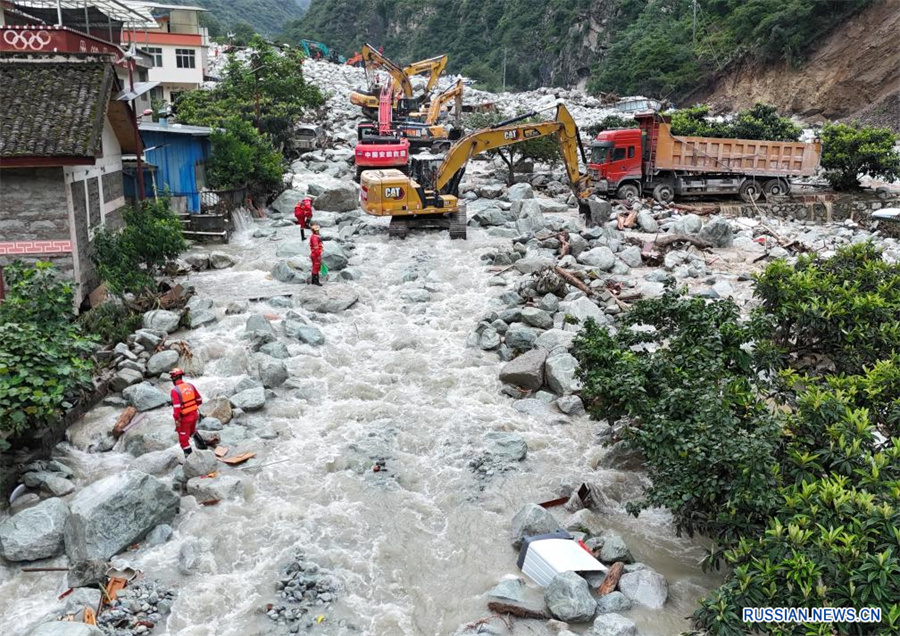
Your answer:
[502,48,507,92]
[692,0,698,44]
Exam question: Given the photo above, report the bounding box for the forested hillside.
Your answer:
[281,0,874,102]
[166,0,309,37]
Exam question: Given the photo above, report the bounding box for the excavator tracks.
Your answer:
[388,203,468,240]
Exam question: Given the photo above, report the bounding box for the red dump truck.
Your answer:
[589,112,822,203]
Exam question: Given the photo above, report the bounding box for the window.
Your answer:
[612,147,626,161]
[628,146,635,159]
[175,48,196,69]
[145,46,163,67]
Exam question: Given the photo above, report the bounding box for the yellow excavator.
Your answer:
[395,78,465,151]
[349,44,448,119]
[359,101,593,240]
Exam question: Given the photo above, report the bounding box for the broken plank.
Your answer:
[112,406,137,439]
[486,601,548,620]
[538,495,569,509]
[597,562,625,596]
[219,452,256,466]
[214,446,228,458]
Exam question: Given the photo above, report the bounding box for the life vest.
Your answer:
[175,383,200,415]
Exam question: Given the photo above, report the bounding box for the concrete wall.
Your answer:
[719,193,900,226]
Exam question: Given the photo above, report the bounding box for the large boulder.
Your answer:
[276,241,307,259]
[27,624,104,636]
[507,182,535,201]
[0,498,69,562]
[209,252,236,269]
[484,432,527,462]
[534,329,576,353]
[132,448,181,475]
[562,297,609,327]
[230,386,266,411]
[545,571,597,622]
[323,241,349,271]
[313,182,358,212]
[183,449,219,479]
[122,382,169,411]
[595,591,633,614]
[110,368,143,392]
[586,198,612,226]
[617,569,668,609]
[120,411,178,456]
[510,503,561,549]
[146,350,180,376]
[673,213,702,235]
[515,200,547,235]
[545,352,581,395]
[504,325,537,352]
[586,613,637,636]
[578,246,616,271]
[599,533,634,564]
[142,310,181,334]
[499,349,547,391]
[521,307,553,330]
[296,286,359,313]
[287,323,325,346]
[187,475,244,502]
[699,216,734,248]
[200,396,232,424]
[271,189,305,216]
[256,356,288,388]
[64,471,179,561]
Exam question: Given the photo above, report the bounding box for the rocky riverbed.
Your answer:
[2,58,900,636]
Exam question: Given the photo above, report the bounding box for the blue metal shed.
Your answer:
[136,121,212,213]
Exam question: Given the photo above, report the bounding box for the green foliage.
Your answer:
[0,262,95,446]
[166,0,308,37]
[464,111,561,185]
[207,117,282,192]
[585,115,635,137]
[77,301,142,347]
[669,103,802,141]
[573,244,900,634]
[91,197,187,296]
[819,121,900,191]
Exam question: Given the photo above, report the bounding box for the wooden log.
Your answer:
[486,601,548,620]
[557,231,571,258]
[597,561,625,596]
[22,567,70,572]
[654,233,714,250]
[554,267,592,297]
[112,406,137,439]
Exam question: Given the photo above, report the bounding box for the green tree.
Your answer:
[91,197,187,296]
[464,111,562,185]
[207,117,282,193]
[819,121,900,191]
[669,103,801,141]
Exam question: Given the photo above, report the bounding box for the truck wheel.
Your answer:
[652,184,674,204]
[763,179,790,197]
[617,184,640,201]
[739,180,762,203]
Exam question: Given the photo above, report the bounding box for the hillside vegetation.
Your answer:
[166,0,309,37]
[281,0,872,101]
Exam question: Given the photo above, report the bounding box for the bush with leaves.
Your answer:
[77,301,142,347]
[91,197,186,296]
[207,117,283,193]
[463,111,561,185]
[0,262,95,449]
[669,103,802,141]
[585,115,635,137]
[819,121,900,191]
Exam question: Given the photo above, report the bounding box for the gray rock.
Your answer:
[230,386,266,411]
[562,297,608,326]
[183,449,219,480]
[323,241,349,271]
[595,591,632,614]
[64,471,179,561]
[142,309,181,334]
[508,183,535,201]
[209,251,237,269]
[260,341,290,359]
[253,227,277,238]
[189,309,217,328]
[314,182,359,212]
[578,246,616,271]
[535,329,576,353]
[522,307,553,330]
[505,325,538,352]
[484,432,528,462]
[132,448,181,475]
[618,246,643,268]
[699,216,733,248]
[256,356,288,388]
[637,210,658,233]
[617,569,668,608]
[200,396,232,424]
[40,475,75,497]
[66,559,107,588]
[296,286,359,313]
[110,368,144,392]
[673,213,702,235]
[478,327,501,350]
[270,189,304,215]
[186,297,213,312]
[545,571,597,622]
[269,296,293,308]
[271,259,304,283]
[198,416,223,431]
[27,623,104,636]
[63,587,103,614]
[500,349,547,391]
[286,322,325,346]
[146,523,173,545]
[246,313,276,336]
[401,288,431,303]
[510,503,561,549]
[545,353,581,395]
[514,256,555,275]
[133,329,162,350]
[487,578,527,603]
[586,613,637,636]
[513,398,552,417]
[146,350,180,376]
[0,498,69,561]
[515,200,547,234]
[184,252,210,271]
[557,395,585,415]
[538,294,560,313]
[275,241,307,259]
[599,533,634,564]
[226,301,248,315]
[187,474,244,502]
[122,382,169,411]
[586,198,612,225]
[230,375,263,396]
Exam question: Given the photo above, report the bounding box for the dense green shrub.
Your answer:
[819,121,900,191]
[77,301,142,347]
[669,103,802,141]
[207,117,283,192]
[91,197,187,296]
[464,111,561,185]
[585,115,635,137]
[0,262,95,448]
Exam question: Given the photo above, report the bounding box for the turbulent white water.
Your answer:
[0,215,721,636]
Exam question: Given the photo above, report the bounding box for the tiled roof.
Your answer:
[0,60,116,159]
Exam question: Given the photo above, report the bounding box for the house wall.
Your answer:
[141,128,211,212]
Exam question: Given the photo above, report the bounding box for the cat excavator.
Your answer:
[359,101,593,240]
[394,77,465,151]
[349,44,448,119]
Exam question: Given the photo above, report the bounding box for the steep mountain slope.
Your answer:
[166,0,309,37]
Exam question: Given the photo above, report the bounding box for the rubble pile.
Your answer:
[95,581,176,636]
[266,552,342,633]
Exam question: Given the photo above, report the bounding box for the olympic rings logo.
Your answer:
[3,30,52,50]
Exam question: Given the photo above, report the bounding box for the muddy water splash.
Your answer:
[0,216,721,635]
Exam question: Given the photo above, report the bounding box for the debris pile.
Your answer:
[95,580,176,636]
[266,552,341,632]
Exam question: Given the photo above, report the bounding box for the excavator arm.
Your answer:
[360,43,414,98]
[424,78,464,125]
[403,54,449,95]
[435,102,592,199]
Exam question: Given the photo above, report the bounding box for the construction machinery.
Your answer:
[402,54,448,96]
[359,101,593,240]
[392,78,465,151]
[589,111,822,203]
[349,45,449,119]
[298,39,345,64]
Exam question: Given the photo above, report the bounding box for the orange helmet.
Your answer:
[170,367,184,380]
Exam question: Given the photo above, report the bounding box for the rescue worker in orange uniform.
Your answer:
[170,368,206,455]
[294,197,313,240]
[309,224,323,286]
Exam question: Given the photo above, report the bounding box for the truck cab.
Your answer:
[588,128,643,199]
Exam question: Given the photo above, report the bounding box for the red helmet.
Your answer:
[170,367,184,380]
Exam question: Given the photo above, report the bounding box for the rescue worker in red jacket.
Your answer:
[309,223,323,286]
[294,197,313,240]
[170,368,206,455]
